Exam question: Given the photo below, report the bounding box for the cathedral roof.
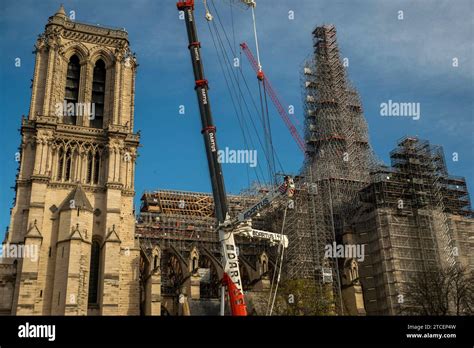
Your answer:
[59,184,94,213]
[48,3,129,39]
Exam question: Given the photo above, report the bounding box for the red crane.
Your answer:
[177,0,247,316]
[240,42,306,153]
[176,1,296,317]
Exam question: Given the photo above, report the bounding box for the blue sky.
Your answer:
[0,0,473,239]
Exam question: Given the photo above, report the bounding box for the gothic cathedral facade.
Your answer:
[1,6,140,315]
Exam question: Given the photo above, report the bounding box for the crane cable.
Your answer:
[249,1,278,184]
[230,2,251,187]
[257,80,276,184]
[262,79,277,184]
[208,1,285,181]
[250,4,262,73]
[257,81,273,183]
[266,204,287,316]
[206,20,267,186]
[248,0,277,183]
[207,16,277,187]
[251,6,288,308]
[206,1,287,312]
[217,0,286,310]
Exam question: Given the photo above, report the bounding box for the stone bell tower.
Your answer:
[3,5,140,315]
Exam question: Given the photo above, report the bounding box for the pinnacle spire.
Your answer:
[54,4,67,18]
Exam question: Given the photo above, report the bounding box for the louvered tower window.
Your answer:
[91,60,105,128]
[64,55,81,125]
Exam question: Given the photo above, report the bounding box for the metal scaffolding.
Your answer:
[138,189,270,244]
[137,188,278,296]
[354,136,472,314]
[275,24,380,314]
[136,23,473,316]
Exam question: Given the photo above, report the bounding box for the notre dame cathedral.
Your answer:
[0,5,294,316]
[8,4,468,318]
[0,5,140,315]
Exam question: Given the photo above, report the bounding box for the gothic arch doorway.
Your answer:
[198,255,220,299]
[161,251,186,296]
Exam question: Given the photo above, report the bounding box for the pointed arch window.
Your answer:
[64,149,72,181]
[57,148,64,181]
[86,152,93,184]
[86,149,102,185]
[88,240,101,305]
[93,152,101,184]
[56,147,72,182]
[64,55,81,125]
[91,59,106,128]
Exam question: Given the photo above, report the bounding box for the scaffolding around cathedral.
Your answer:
[364,137,470,263]
[257,24,472,316]
[261,24,382,314]
[137,188,277,261]
[135,23,474,316]
[352,136,472,314]
[137,187,290,316]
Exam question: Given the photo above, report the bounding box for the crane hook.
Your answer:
[203,0,213,21]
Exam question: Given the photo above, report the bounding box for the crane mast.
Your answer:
[176,0,247,316]
[176,0,293,317]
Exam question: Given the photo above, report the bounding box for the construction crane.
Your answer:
[176,0,293,316]
[240,42,306,153]
[237,176,295,222]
